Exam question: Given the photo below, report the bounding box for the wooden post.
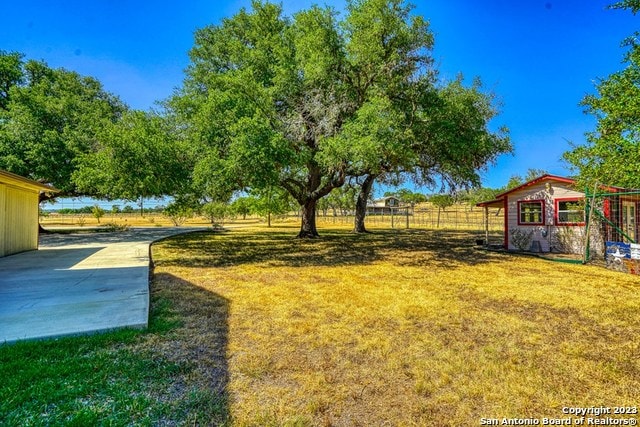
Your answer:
[406,207,409,229]
[484,206,489,245]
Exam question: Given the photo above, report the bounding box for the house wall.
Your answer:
[506,182,585,253]
[0,181,40,257]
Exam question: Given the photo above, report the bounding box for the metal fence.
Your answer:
[584,188,640,274]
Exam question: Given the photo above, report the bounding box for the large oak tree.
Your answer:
[173,0,510,236]
[171,0,437,237]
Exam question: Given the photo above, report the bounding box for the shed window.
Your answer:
[518,200,544,225]
[556,199,585,225]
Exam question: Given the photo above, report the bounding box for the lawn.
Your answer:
[150,227,640,426]
[1,226,638,426]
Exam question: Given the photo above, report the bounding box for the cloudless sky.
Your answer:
[2,0,638,193]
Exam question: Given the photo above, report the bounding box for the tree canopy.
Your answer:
[171,0,510,237]
[0,51,126,197]
[564,1,640,188]
[73,110,191,210]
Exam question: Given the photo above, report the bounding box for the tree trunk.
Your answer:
[353,174,377,233]
[298,199,319,238]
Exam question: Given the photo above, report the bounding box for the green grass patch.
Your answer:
[0,293,229,426]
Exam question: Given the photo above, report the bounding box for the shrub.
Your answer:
[164,202,193,226]
[103,222,131,232]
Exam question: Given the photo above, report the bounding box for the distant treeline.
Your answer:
[49,205,166,215]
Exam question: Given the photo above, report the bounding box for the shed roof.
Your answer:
[475,174,576,208]
[0,170,60,193]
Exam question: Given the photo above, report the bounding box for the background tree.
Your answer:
[429,193,454,228]
[250,186,294,227]
[201,201,229,227]
[163,197,195,226]
[564,1,640,188]
[91,205,105,224]
[230,197,253,220]
[0,51,24,110]
[317,185,358,216]
[459,187,501,209]
[0,52,126,199]
[500,168,549,192]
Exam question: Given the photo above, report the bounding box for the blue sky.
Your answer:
[2,0,638,192]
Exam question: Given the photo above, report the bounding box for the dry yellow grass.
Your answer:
[150,226,640,426]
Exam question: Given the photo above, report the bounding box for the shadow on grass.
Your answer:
[150,272,231,425]
[0,273,231,426]
[154,228,506,269]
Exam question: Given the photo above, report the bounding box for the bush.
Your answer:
[164,202,193,226]
[102,222,130,232]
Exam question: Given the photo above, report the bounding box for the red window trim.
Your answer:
[517,199,545,226]
[554,197,585,226]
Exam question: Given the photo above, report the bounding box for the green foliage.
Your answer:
[230,197,253,219]
[609,0,640,13]
[0,50,24,110]
[318,185,359,216]
[412,77,511,190]
[122,205,135,214]
[201,201,229,227]
[0,52,125,197]
[102,222,131,232]
[250,186,294,226]
[164,199,195,226]
[74,110,191,202]
[460,187,501,206]
[91,205,105,223]
[564,2,640,188]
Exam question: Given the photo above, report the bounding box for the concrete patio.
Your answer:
[0,227,205,344]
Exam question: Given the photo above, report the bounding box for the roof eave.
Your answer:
[0,170,60,193]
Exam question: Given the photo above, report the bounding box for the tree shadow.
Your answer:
[155,228,507,269]
[150,272,230,425]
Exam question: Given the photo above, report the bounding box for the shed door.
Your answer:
[622,201,636,243]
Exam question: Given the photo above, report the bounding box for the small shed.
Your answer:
[0,170,58,257]
[477,175,588,253]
